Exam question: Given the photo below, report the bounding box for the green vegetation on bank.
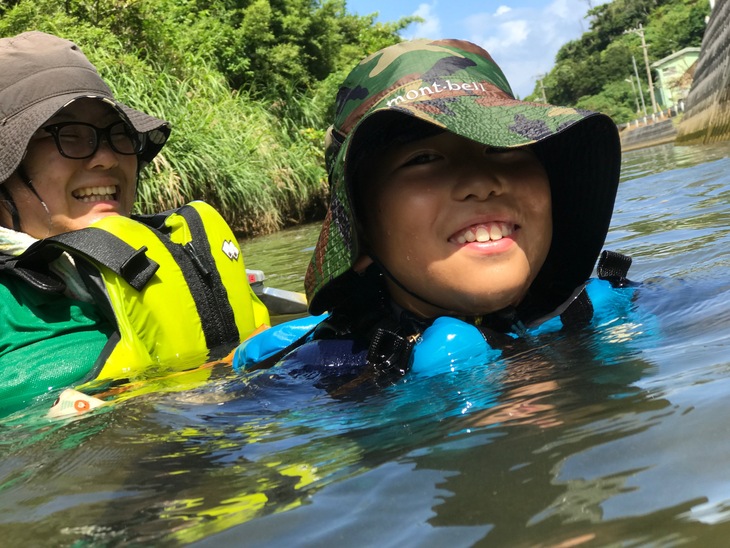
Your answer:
[1,0,710,233]
[526,0,710,122]
[0,0,414,235]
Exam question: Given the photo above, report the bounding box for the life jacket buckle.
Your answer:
[119,246,159,291]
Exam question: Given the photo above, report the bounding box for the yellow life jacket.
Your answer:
[93,201,270,381]
[9,201,270,388]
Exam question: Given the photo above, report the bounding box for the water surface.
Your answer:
[1,142,730,546]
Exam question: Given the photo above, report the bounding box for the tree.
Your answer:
[0,0,416,233]
[530,0,710,122]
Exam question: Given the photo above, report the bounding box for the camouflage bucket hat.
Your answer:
[0,31,170,184]
[305,38,620,318]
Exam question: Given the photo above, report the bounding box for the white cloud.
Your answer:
[546,0,572,19]
[500,20,530,47]
[404,2,442,39]
[459,0,609,98]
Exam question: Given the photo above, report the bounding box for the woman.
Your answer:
[0,31,269,415]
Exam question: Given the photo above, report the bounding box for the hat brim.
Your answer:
[307,100,620,318]
[0,93,169,182]
[528,117,620,322]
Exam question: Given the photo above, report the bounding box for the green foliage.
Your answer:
[534,0,710,124]
[575,80,638,122]
[1,0,409,235]
[100,54,329,234]
[647,0,710,59]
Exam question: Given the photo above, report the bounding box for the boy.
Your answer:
[234,38,623,379]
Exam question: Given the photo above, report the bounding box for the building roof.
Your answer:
[651,47,701,69]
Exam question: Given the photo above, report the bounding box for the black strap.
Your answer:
[559,249,636,328]
[49,229,159,290]
[131,210,175,231]
[0,228,159,293]
[367,325,414,376]
[26,229,159,291]
[0,253,66,293]
[560,288,594,328]
[597,250,635,288]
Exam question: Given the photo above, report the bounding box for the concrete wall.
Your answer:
[676,1,730,145]
[620,118,678,152]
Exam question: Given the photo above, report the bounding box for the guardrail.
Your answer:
[617,100,685,132]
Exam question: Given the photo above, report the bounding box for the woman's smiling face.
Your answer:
[1,98,138,238]
[358,129,553,319]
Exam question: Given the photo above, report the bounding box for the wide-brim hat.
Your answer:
[0,31,170,183]
[305,38,621,321]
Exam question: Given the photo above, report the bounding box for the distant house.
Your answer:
[651,47,701,109]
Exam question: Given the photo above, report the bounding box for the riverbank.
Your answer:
[619,1,729,152]
[674,0,729,146]
[619,110,680,152]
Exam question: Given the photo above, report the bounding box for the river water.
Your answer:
[1,142,730,546]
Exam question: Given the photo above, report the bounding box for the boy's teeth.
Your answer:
[455,222,513,244]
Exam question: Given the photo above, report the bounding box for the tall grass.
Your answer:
[93,48,328,236]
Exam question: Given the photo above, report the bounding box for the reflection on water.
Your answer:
[2,142,730,546]
[610,143,730,282]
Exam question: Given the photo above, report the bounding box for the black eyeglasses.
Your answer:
[41,121,145,159]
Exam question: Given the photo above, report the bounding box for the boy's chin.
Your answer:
[395,293,525,320]
[450,286,529,315]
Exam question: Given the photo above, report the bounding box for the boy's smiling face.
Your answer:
[358,129,552,319]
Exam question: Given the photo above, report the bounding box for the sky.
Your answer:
[345,0,611,99]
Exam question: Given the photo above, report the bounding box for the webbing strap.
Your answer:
[0,228,159,292]
[0,253,66,293]
[560,288,594,328]
[367,325,413,375]
[47,229,159,290]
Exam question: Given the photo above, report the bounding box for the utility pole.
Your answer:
[632,55,648,117]
[625,24,658,114]
[536,74,548,103]
[625,76,640,114]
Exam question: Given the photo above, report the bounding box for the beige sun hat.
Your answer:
[0,31,170,183]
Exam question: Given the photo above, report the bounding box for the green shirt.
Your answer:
[0,275,112,415]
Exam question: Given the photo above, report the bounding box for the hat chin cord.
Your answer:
[368,252,460,315]
[9,166,52,236]
[0,184,22,232]
[2,157,143,235]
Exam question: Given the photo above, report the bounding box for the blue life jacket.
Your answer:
[234,277,645,380]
